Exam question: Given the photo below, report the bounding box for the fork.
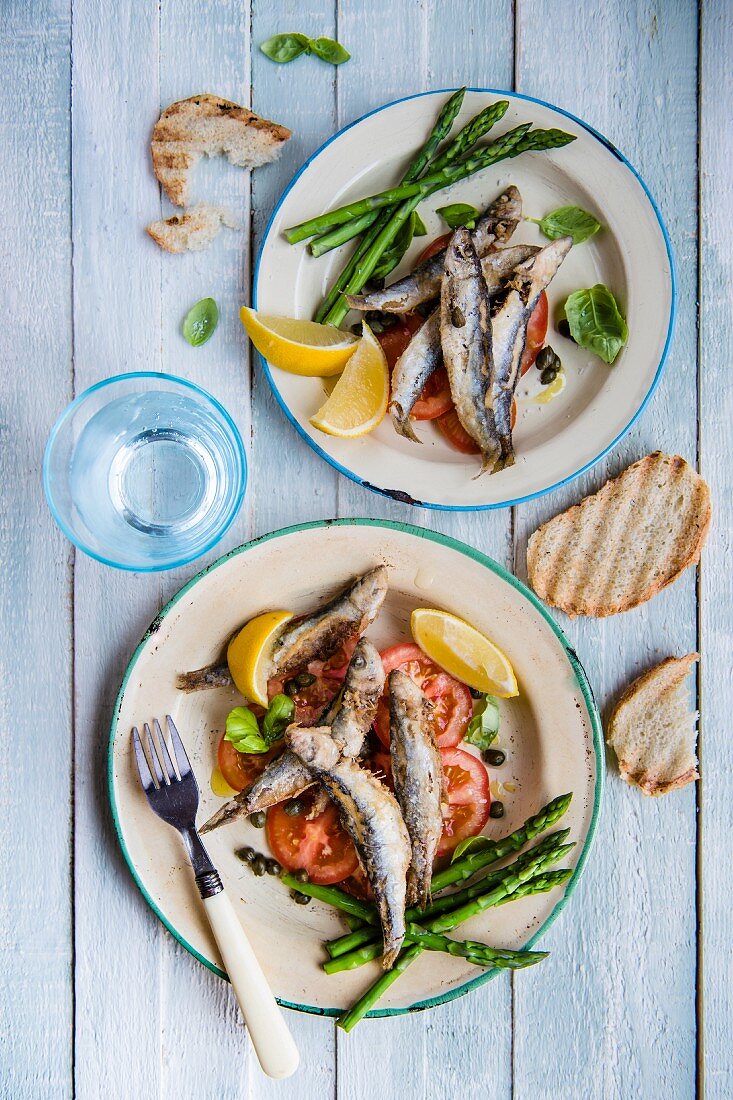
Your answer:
[132,716,299,1079]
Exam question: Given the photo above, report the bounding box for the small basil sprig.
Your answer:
[528,205,602,245]
[224,693,295,755]
[260,32,350,66]
[563,284,628,364]
[436,202,480,230]
[463,694,500,752]
[183,297,218,346]
[372,211,423,279]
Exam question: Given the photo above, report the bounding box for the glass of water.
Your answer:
[43,373,247,571]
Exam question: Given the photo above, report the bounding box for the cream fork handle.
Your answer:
[202,889,299,1079]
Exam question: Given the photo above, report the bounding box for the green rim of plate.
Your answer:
[108,518,604,1019]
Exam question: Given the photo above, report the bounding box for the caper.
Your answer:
[284,679,299,697]
[236,846,256,863]
[535,345,561,373]
[295,672,316,688]
[365,309,396,329]
[249,810,267,829]
[292,890,310,905]
[252,855,267,876]
[540,367,558,385]
[469,687,484,700]
[483,748,506,767]
[294,868,310,883]
[266,859,282,876]
[557,318,575,342]
[283,798,305,817]
[489,801,505,819]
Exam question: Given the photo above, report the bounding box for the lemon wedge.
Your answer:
[226,610,294,706]
[240,307,358,377]
[309,323,389,438]
[532,369,566,404]
[410,608,519,697]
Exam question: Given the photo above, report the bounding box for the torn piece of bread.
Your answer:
[152,94,291,207]
[527,452,712,617]
[146,203,238,253]
[607,654,699,795]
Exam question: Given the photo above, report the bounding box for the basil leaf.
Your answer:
[224,706,269,754]
[310,37,351,65]
[529,205,602,245]
[436,203,480,230]
[260,33,311,64]
[262,693,295,744]
[183,297,219,347]
[451,834,494,863]
[563,284,628,364]
[412,211,428,237]
[463,695,500,751]
[372,213,417,280]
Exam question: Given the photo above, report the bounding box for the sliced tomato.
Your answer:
[437,399,517,450]
[266,640,357,726]
[217,737,281,794]
[266,790,359,885]
[435,408,481,454]
[340,864,373,901]
[411,365,453,420]
[519,291,548,377]
[417,232,452,265]
[374,643,472,750]
[437,746,491,856]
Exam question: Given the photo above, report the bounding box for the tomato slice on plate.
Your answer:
[519,291,548,377]
[437,746,491,856]
[411,365,453,420]
[267,640,357,726]
[416,232,452,265]
[435,408,481,454]
[376,321,413,370]
[266,790,359,885]
[374,643,472,749]
[217,737,281,794]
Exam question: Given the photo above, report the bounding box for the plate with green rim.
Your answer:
[253,87,674,511]
[109,518,603,1017]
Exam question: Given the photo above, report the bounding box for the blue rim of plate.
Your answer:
[42,371,248,572]
[108,517,604,1018]
[252,87,676,512]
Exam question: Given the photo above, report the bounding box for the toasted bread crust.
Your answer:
[527,452,712,617]
[151,94,291,206]
[608,653,699,796]
[146,203,237,253]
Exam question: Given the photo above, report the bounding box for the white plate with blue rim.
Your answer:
[109,519,603,1016]
[253,88,674,511]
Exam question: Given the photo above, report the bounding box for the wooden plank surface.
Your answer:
[0,3,73,1098]
[512,3,700,1098]
[699,2,733,1097]
[1,0,730,1096]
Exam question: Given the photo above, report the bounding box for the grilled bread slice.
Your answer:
[146,203,238,253]
[527,452,711,617]
[152,94,291,207]
[607,654,699,795]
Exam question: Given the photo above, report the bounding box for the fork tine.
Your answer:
[132,726,157,791]
[144,722,167,786]
[153,718,179,782]
[166,715,192,779]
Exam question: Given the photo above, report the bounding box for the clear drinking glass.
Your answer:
[43,373,247,571]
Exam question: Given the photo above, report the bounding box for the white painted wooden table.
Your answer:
[2,1,731,1096]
